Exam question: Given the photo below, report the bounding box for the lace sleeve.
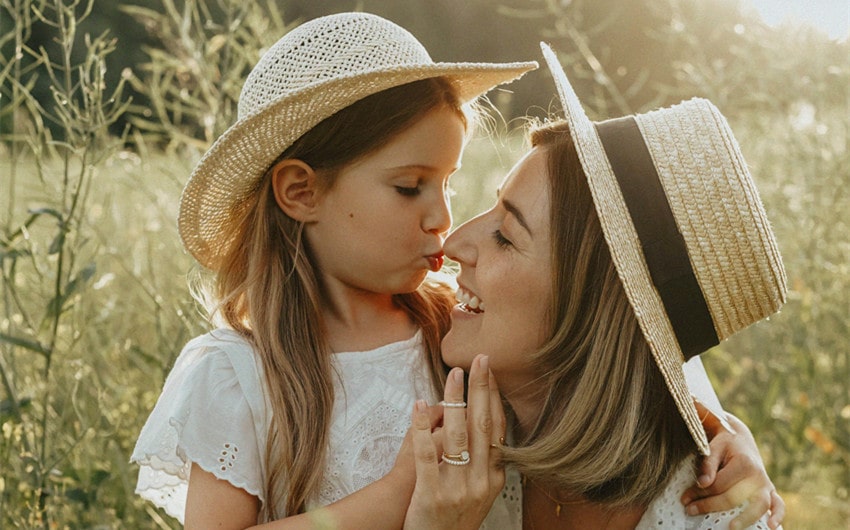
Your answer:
[130,331,268,523]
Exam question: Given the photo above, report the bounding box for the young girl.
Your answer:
[131,11,536,528]
[132,12,780,530]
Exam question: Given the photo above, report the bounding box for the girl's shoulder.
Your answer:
[180,327,254,359]
[131,328,269,522]
[172,328,262,382]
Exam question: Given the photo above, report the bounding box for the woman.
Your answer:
[404,44,785,529]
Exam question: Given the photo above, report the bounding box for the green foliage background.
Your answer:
[1,0,848,527]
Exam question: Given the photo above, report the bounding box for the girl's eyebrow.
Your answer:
[389,164,461,174]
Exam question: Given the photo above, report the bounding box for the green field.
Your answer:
[2,0,848,527]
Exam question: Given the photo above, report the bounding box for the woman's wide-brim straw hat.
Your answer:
[540,43,786,454]
[178,12,537,269]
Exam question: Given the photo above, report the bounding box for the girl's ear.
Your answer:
[271,159,321,222]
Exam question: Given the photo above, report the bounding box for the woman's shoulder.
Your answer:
[637,455,771,530]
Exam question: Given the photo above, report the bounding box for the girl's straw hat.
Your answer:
[540,43,786,454]
[179,12,537,269]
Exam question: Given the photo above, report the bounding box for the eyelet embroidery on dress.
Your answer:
[218,443,239,472]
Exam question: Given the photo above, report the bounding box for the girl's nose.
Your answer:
[423,193,453,237]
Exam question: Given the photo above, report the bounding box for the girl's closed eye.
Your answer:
[492,229,513,249]
[395,184,421,196]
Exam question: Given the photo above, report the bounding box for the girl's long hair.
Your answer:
[205,78,465,518]
[500,120,696,508]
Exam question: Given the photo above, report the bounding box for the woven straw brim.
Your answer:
[541,44,785,455]
[179,61,536,270]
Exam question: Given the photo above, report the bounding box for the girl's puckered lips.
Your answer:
[426,252,444,272]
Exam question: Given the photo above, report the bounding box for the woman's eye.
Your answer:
[395,185,421,197]
[492,229,513,249]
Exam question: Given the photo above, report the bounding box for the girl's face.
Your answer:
[307,106,465,297]
[441,147,554,394]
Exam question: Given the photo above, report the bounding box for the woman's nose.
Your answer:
[444,216,479,266]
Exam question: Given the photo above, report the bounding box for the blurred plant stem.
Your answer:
[1,0,129,525]
[122,0,291,152]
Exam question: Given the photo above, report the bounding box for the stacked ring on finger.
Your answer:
[441,450,471,466]
[439,400,467,408]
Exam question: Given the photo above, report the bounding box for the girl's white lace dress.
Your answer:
[130,328,515,527]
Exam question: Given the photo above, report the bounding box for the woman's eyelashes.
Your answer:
[492,229,513,249]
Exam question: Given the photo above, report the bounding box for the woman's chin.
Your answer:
[440,330,474,370]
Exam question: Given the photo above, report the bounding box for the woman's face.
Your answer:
[441,147,554,394]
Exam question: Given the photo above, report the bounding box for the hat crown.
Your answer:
[634,98,787,340]
[238,13,433,119]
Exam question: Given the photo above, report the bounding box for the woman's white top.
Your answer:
[496,455,774,529]
[130,328,515,527]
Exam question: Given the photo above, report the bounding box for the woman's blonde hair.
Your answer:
[501,120,695,508]
[205,78,465,519]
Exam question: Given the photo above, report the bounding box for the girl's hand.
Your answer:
[683,404,785,530]
[403,355,506,530]
[387,403,445,496]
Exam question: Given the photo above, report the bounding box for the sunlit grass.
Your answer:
[2,0,848,527]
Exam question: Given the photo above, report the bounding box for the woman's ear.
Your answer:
[271,159,320,222]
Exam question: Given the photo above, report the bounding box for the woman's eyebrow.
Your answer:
[502,199,532,237]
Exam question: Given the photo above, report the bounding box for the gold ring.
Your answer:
[490,436,506,448]
[441,450,470,466]
[438,400,467,409]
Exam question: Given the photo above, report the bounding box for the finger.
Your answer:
[488,368,506,449]
[486,368,507,493]
[681,448,727,504]
[695,443,725,488]
[728,489,771,530]
[411,399,440,489]
[427,404,444,429]
[684,477,757,515]
[694,399,723,438]
[441,367,469,465]
[767,490,785,529]
[692,451,762,500]
[466,355,492,475]
[430,426,445,456]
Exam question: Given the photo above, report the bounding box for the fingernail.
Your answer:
[686,504,699,515]
[452,367,464,384]
[415,400,427,413]
[479,355,489,371]
[729,522,739,530]
[680,494,692,505]
[697,474,711,487]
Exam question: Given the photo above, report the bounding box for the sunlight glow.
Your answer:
[745,0,850,41]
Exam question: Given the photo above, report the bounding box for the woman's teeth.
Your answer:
[456,288,485,313]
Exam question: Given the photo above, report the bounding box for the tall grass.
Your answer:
[1,0,848,528]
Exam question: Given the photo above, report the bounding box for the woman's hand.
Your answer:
[683,404,785,529]
[403,354,506,530]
